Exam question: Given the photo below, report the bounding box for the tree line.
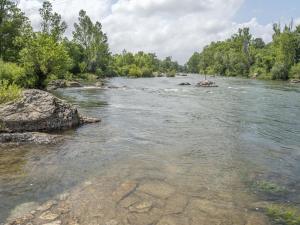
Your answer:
[0,0,182,90]
[186,25,300,80]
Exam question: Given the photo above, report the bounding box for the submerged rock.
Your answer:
[0,132,63,144]
[178,82,191,86]
[290,79,300,83]
[137,180,175,199]
[112,181,138,202]
[0,89,99,133]
[196,80,218,87]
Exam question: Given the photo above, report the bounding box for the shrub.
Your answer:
[0,80,23,105]
[271,63,289,80]
[290,63,300,79]
[128,65,142,77]
[0,60,35,87]
[166,70,176,77]
[141,67,153,77]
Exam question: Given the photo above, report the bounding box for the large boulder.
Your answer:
[0,89,99,133]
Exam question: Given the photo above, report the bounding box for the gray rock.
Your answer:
[291,79,300,83]
[178,82,191,86]
[196,80,218,87]
[66,81,82,87]
[0,132,62,144]
[46,80,67,91]
[0,89,99,133]
[39,211,59,221]
[128,201,153,213]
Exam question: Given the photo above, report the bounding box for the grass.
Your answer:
[0,80,23,105]
[266,205,300,225]
[253,180,287,195]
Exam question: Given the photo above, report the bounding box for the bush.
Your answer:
[141,67,153,77]
[290,63,300,79]
[166,70,176,77]
[271,63,289,80]
[128,65,142,77]
[0,60,35,87]
[0,80,23,105]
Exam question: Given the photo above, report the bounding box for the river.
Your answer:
[1,75,300,224]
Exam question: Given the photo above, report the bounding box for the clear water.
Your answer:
[1,75,300,224]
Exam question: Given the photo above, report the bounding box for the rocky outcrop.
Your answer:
[0,132,63,144]
[0,89,100,143]
[196,80,218,87]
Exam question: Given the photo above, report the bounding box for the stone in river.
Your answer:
[164,194,188,214]
[120,194,141,208]
[8,201,39,221]
[112,181,138,202]
[37,200,58,211]
[0,89,99,133]
[128,201,153,213]
[42,220,62,225]
[39,211,59,221]
[156,215,189,225]
[137,180,175,199]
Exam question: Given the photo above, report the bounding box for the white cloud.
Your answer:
[18,0,275,63]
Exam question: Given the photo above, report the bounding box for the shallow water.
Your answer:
[1,75,300,224]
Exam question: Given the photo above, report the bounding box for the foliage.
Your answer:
[0,80,22,104]
[0,0,32,61]
[271,63,289,80]
[110,51,182,77]
[0,60,25,85]
[39,1,67,41]
[266,205,300,225]
[19,33,72,88]
[73,10,110,74]
[187,24,300,80]
[290,63,300,79]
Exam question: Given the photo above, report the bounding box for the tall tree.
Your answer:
[0,0,31,61]
[39,1,67,41]
[73,10,110,74]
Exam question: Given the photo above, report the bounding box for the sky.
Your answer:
[18,0,300,64]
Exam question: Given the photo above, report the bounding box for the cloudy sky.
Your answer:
[19,0,300,63]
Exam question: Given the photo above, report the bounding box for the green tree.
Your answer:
[0,0,32,61]
[20,33,72,88]
[39,1,67,41]
[73,10,110,74]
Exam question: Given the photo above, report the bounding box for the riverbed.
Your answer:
[1,75,300,224]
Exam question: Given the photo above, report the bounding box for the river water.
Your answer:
[0,75,300,224]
